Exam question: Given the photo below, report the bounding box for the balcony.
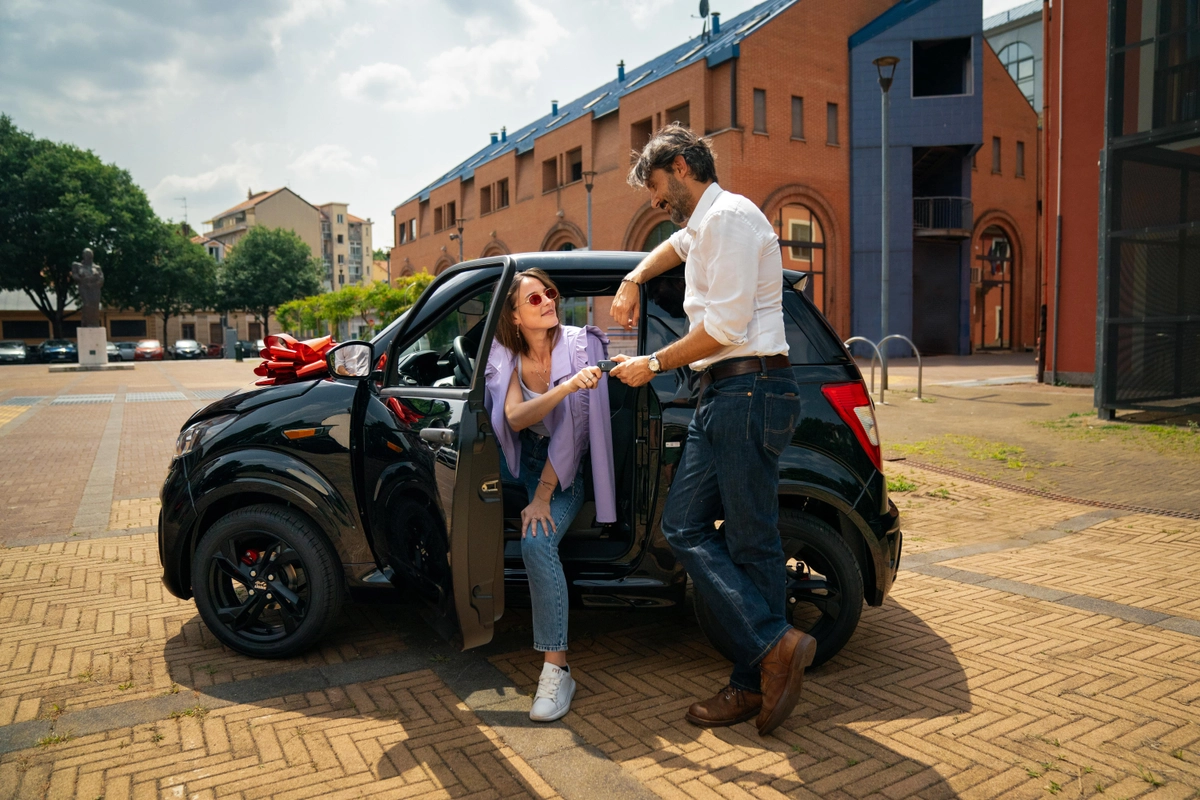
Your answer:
[913,196,973,239]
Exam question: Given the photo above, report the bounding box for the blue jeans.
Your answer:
[661,368,802,693]
[500,429,586,652]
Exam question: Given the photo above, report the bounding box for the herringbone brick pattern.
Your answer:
[0,670,559,800]
[114,399,193,503]
[0,532,409,724]
[108,498,160,530]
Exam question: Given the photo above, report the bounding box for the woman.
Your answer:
[485,268,616,722]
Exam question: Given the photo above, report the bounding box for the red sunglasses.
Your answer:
[520,287,559,307]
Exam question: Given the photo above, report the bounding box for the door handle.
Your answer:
[419,427,455,446]
[480,479,499,495]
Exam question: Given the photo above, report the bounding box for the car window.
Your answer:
[392,283,497,387]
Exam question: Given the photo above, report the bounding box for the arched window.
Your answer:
[776,204,826,313]
[559,242,575,251]
[997,42,1035,104]
[642,220,678,251]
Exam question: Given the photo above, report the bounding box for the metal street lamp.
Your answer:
[448,218,464,263]
[582,170,597,250]
[873,55,900,391]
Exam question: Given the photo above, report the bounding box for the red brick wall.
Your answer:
[972,41,1041,351]
[1042,0,1106,380]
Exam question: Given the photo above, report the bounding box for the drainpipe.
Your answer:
[1050,0,1065,385]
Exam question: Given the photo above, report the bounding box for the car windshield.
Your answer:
[138,340,160,347]
[176,340,199,347]
[45,340,71,346]
[0,340,23,347]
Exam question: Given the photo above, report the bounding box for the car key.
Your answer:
[597,360,617,372]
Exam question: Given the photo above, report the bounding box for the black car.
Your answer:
[171,339,205,359]
[0,340,28,364]
[159,253,901,664]
[38,339,77,363]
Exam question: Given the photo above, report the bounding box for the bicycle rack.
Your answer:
[843,336,884,403]
[879,334,923,400]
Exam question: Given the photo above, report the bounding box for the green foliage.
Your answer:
[277,273,434,339]
[886,475,916,493]
[218,226,322,336]
[110,222,217,332]
[373,247,389,261]
[0,115,160,337]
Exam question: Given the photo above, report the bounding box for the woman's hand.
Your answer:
[522,496,556,538]
[563,365,602,394]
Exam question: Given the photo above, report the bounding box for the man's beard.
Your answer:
[664,175,693,226]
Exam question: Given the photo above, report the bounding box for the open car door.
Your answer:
[367,261,513,649]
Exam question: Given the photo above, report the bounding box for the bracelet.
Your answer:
[538,479,556,490]
[621,277,640,286]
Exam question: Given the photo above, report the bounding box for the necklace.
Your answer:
[526,349,551,385]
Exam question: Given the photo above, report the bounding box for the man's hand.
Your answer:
[608,353,655,387]
[610,281,640,331]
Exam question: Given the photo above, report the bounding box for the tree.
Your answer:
[373,247,390,262]
[113,222,217,338]
[275,273,435,339]
[219,226,322,336]
[0,115,160,337]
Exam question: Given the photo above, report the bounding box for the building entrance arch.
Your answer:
[540,221,585,252]
[762,186,840,322]
[970,211,1025,352]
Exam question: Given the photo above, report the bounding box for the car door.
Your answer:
[359,262,513,649]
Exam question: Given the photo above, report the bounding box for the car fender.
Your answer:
[189,447,365,569]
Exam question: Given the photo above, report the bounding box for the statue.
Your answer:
[71,248,104,328]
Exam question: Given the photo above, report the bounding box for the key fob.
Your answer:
[598,360,617,373]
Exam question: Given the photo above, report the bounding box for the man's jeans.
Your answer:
[661,368,802,693]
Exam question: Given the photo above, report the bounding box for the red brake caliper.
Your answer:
[239,549,259,566]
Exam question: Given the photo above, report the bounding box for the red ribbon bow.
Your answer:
[253,333,336,386]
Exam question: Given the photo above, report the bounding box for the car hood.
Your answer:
[181,380,318,430]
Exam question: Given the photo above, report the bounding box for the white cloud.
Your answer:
[151,142,273,214]
[619,0,677,27]
[339,0,567,113]
[287,144,367,177]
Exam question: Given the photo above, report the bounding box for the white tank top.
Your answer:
[516,354,552,437]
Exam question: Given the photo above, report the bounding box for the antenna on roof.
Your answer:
[176,196,188,226]
[694,0,712,38]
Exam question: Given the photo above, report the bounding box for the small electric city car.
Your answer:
[159,253,901,666]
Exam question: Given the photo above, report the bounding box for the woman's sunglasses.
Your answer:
[519,287,559,307]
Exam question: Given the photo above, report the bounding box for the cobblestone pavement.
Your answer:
[2,361,1200,799]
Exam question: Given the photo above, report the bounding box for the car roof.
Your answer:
[440,250,645,281]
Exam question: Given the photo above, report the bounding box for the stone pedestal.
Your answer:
[78,327,108,367]
[224,328,239,359]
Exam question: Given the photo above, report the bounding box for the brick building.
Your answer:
[390,0,1038,355]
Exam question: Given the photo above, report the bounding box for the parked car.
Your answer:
[0,340,28,364]
[106,342,121,362]
[234,339,266,358]
[39,339,77,363]
[171,339,205,360]
[158,253,901,663]
[134,339,164,360]
[116,342,138,361]
[205,343,225,359]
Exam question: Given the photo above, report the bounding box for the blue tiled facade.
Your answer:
[850,0,983,356]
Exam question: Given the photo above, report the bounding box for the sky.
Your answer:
[0,0,1034,249]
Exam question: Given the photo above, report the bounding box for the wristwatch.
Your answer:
[648,353,662,373]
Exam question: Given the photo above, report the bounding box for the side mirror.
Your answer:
[326,341,374,379]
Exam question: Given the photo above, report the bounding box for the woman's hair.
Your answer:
[494,268,563,356]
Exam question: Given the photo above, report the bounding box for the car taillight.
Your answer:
[821,381,882,472]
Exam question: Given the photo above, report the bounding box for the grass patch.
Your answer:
[892,434,1040,476]
[887,475,917,493]
[117,681,133,691]
[167,706,208,720]
[1034,415,1200,456]
[36,732,73,748]
[1137,765,1162,786]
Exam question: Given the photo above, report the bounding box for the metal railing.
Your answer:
[844,336,923,403]
[913,196,972,231]
[879,334,923,400]
[844,336,884,403]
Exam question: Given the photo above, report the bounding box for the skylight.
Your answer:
[739,12,769,33]
[583,92,609,109]
[626,70,653,88]
[545,113,569,128]
[514,130,535,143]
[676,43,705,63]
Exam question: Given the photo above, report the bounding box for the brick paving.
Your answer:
[1,360,1200,798]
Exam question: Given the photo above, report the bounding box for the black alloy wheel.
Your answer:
[694,508,864,669]
[191,504,343,658]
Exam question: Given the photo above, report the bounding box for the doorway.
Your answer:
[912,241,963,355]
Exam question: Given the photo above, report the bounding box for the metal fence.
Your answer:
[913,196,973,231]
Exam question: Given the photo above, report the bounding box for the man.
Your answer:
[609,125,814,736]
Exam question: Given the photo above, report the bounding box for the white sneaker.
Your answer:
[529,662,576,722]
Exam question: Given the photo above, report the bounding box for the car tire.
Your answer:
[191,504,343,659]
[693,509,864,669]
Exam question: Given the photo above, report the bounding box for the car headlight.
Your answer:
[174,414,238,459]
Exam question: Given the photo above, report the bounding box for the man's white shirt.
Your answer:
[667,182,789,371]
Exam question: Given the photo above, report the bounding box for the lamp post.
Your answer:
[873,55,899,391]
[448,218,464,263]
[582,170,597,250]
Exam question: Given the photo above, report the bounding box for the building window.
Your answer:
[338,273,345,286]
[409,219,416,240]
[181,323,195,340]
[791,96,804,139]
[496,178,509,209]
[631,118,653,157]
[778,204,827,313]
[434,206,443,231]
[643,220,679,251]
[997,42,1035,104]
[397,222,406,244]
[480,185,492,215]
[350,242,362,260]
[446,202,456,227]
[321,221,331,238]
[338,254,345,264]
[337,233,343,244]
[208,246,219,260]
[992,137,1001,173]
[543,157,558,192]
[109,319,145,338]
[248,322,262,340]
[1016,141,1025,177]
[753,89,767,133]
[913,38,973,97]
[666,102,690,129]
[567,148,583,183]
[336,213,344,224]
[826,103,839,145]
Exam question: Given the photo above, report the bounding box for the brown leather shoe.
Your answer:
[756,628,817,736]
[684,684,763,727]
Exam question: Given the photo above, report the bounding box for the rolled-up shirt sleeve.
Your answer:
[668,227,692,262]
[697,209,760,347]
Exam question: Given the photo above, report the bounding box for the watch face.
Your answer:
[649,356,661,373]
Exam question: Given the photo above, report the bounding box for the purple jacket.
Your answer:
[484,325,616,523]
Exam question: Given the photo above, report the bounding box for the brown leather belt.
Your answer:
[696,354,791,394]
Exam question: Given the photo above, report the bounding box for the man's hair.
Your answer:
[627,124,718,188]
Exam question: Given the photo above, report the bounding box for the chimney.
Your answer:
[711,12,720,34]
[551,100,558,116]
[618,60,626,81]
[247,188,253,199]
[501,126,507,143]
[490,132,499,144]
